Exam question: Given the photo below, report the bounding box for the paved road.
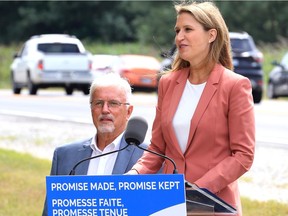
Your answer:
[0,89,287,204]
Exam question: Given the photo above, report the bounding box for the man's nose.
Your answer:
[102,102,110,112]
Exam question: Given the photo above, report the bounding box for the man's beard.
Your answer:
[97,123,115,133]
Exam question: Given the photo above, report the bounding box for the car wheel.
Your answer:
[11,72,21,94]
[267,82,277,99]
[65,86,73,95]
[252,90,262,104]
[27,74,37,95]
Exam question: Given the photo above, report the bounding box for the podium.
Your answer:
[46,174,187,216]
[45,174,237,216]
[185,181,237,216]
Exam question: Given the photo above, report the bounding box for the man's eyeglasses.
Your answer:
[90,100,130,109]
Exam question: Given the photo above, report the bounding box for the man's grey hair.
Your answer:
[89,72,132,103]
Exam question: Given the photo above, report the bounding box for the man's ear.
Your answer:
[126,105,133,120]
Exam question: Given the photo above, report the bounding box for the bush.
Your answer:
[0,44,21,88]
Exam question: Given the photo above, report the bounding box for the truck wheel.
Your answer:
[65,86,73,95]
[11,72,21,94]
[252,90,262,104]
[82,86,90,95]
[28,75,37,95]
[267,82,277,99]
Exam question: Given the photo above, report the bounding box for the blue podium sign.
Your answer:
[46,174,186,216]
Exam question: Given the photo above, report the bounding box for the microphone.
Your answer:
[124,116,178,174]
[69,144,130,175]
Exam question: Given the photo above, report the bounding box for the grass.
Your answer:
[0,148,287,216]
[259,40,288,85]
[83,40,161,58]
[0,44,19,88]
[242,198,288,216]
[0,148,50,216]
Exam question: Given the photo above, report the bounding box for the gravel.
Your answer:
[0,114,94,160]
[0,114,287,204]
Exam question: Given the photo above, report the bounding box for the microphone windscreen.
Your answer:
[124,116,148,145]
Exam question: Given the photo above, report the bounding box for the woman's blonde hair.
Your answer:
[171,1,233,72]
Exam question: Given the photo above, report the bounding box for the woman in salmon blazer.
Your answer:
[129,2,255,216]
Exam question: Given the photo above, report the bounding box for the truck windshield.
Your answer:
[37,43,80,53]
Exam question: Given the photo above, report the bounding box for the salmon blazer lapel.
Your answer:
[186,64,224,150]
[166,68,190,155]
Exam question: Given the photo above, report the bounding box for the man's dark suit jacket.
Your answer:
[42,136,147,216]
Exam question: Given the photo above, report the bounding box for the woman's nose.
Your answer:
[175,30,184,42]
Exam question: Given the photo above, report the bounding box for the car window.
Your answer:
[37,43,80,53]
[230,38,252,52]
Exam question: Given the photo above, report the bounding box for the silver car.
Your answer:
[268,52,288,99]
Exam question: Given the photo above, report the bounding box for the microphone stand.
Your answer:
[69,144,130,175]
[132,143,178,174]
[124,116,178,174]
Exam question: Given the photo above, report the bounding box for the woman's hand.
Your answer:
[124,169,139,175]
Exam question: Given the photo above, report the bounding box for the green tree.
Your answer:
[216,1,288,43]
[1,1,288,45]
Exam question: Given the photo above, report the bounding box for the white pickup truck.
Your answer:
[10,34,93,95]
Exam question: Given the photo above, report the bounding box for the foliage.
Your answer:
[0,148,288,216]
[83,41,162,58]
[259,40,288,85]
[217,1,288,43]
[121,1,176,47]
[0,1,174,46]
[0,1,288,45]
[0,43,21,88]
